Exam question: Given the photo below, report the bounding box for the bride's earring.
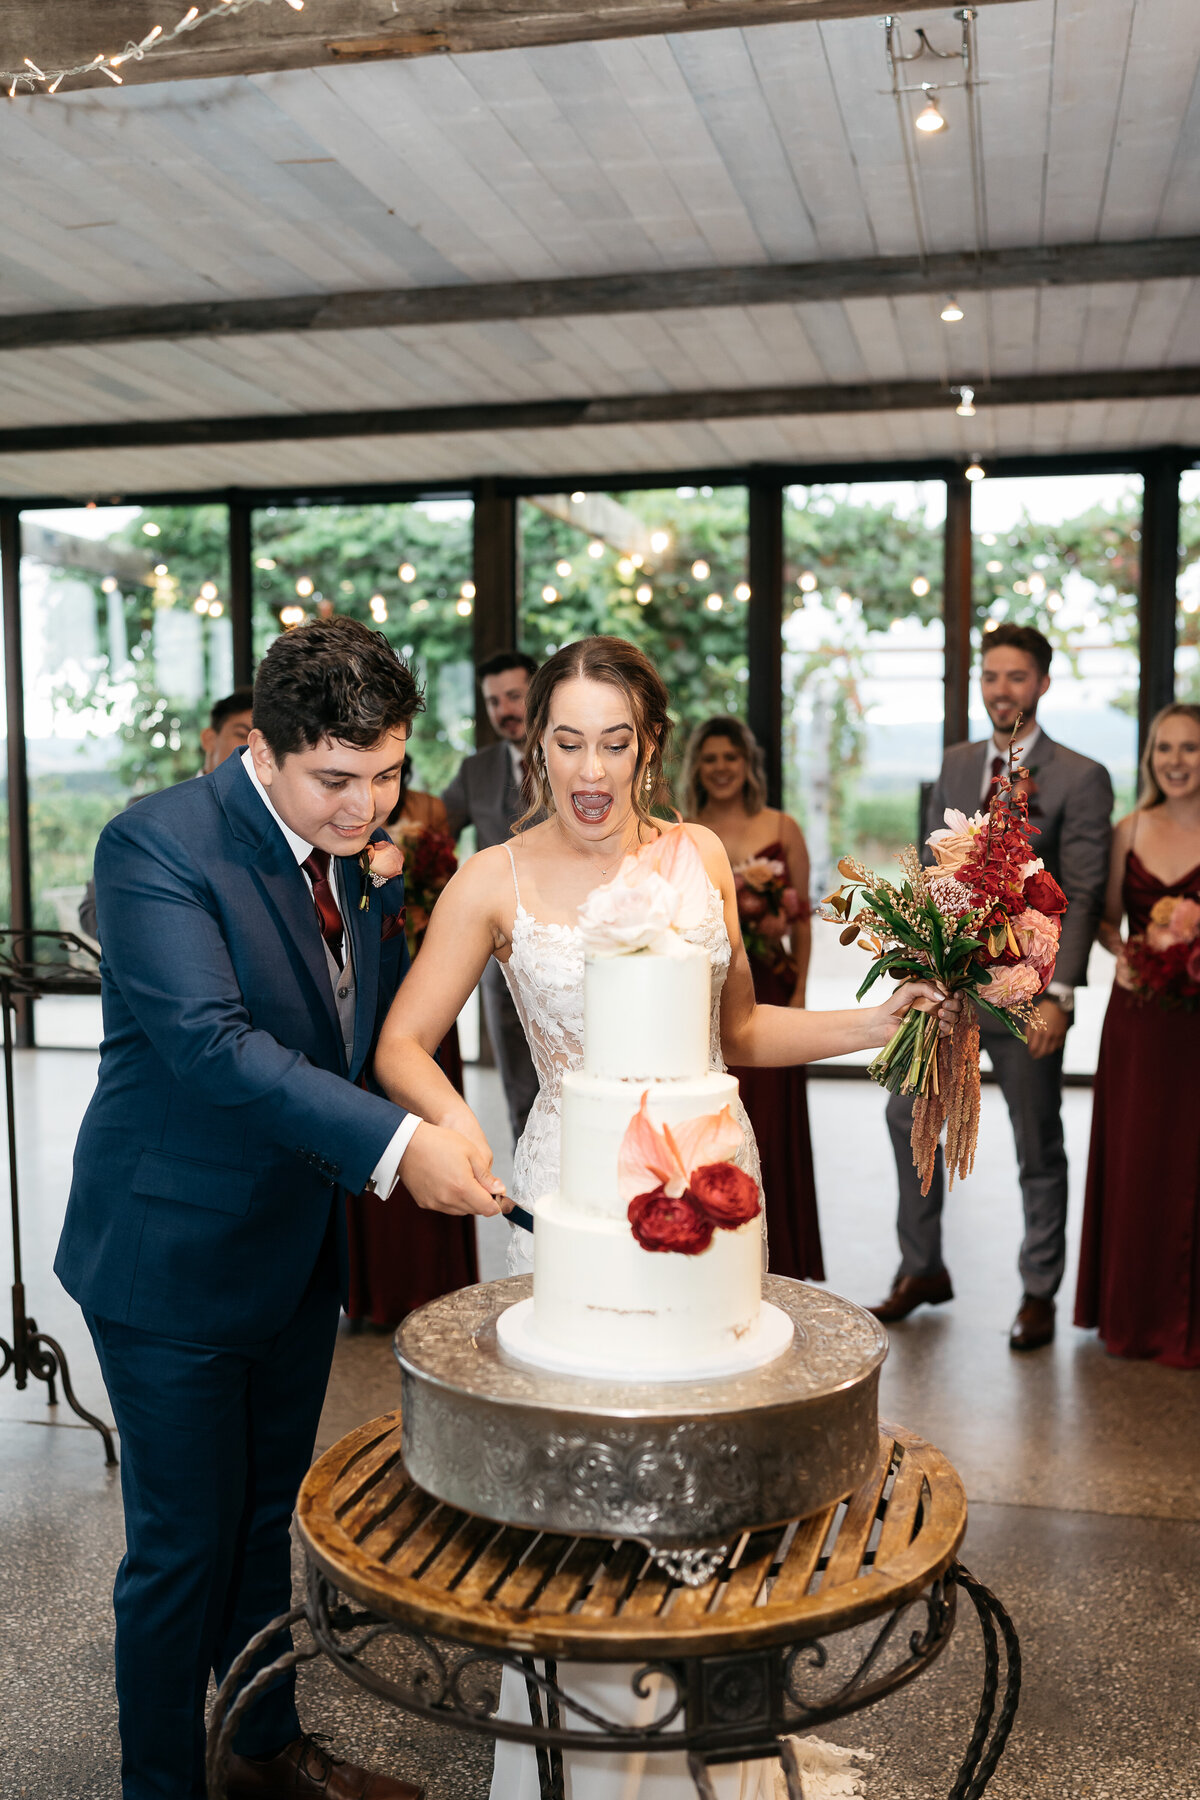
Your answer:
[644,767,654,795]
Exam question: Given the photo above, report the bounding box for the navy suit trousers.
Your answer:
[85,1257,341,1800]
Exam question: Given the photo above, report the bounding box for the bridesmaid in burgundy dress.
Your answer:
[1075,703,1200,1367]
[682,716,824,1280]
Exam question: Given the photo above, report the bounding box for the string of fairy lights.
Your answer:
[1,0,305,99]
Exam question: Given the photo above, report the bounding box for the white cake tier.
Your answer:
[582,945,711,1080]
[499,1191,785,1380]
[559,1069,741,1221]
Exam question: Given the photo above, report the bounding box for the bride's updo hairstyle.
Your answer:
[515,636,672,835]
[1137,702,1200,808]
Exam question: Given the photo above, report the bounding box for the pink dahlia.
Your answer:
[1012,907,1060,973]
[984,961,1042,1009]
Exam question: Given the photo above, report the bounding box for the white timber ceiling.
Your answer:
[1,0,1199,497]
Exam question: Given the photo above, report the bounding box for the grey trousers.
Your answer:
[885,1019,1068,1299]
[481,957,539,1148]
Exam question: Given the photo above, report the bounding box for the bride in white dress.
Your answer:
[376,636,955,1800]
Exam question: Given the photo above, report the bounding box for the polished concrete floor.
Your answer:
[1,1050,1198,1798]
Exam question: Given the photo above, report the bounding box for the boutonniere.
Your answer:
[357,838,405,910]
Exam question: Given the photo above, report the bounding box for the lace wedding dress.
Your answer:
[488,848,771,1800]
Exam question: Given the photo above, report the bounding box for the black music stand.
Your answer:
[0,927,117,1464]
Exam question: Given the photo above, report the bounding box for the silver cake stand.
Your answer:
[394,1274,887,1564]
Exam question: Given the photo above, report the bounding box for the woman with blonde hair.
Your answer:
[376,635,957,1798]
[681,714,823,1280]
[1075,702,1200,1365]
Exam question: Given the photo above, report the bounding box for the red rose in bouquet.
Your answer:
[1023,869,1067,916]
[627,1188,715,1255]
[689,1162,761,1226]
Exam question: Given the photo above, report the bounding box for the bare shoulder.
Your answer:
[774,808,807,850]
[1111,811,1138,847]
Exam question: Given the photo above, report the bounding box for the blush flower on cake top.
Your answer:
[577,827,710,956]
[619,1091,760,1253]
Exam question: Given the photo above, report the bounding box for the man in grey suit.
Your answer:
[870,623,1113,1350]
[442,650,540,1144]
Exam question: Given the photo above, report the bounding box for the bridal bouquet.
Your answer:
[1123,895,1200,1010]
[822,735,1066,1193]
[733,856,807,973]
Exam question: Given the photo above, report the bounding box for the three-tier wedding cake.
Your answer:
[496,831,795,1381]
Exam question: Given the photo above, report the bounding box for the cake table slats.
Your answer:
[297,1412,967,1661]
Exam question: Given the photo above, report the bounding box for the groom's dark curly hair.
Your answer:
[253,617,425,759]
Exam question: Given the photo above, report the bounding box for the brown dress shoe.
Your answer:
[224,1735,423,1800]
[1009,1293,1055,1351]
[867,1269,954,1323]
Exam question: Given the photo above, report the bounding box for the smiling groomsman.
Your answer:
[870,622,1113,1351]
[56,618,505,1800]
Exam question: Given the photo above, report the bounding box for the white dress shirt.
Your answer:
[241,750,420,1193]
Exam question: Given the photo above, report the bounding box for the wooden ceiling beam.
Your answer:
[3,237,1196,356]
[2,365,1198,456]
[0,0,1029,91]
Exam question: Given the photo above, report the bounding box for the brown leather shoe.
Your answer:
[1009,1293,1055,1351]
[224,1735,423,1800]
[867,1269,954,1323]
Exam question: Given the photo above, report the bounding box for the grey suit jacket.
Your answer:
[923,733,1113,989]
[442,740,523,849]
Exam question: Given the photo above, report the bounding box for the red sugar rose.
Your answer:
[689,1162,762,1226]
[1023,870,1067,916]
[627,1187,715,1255]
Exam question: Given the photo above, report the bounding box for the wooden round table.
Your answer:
[207,1410,1019,1800]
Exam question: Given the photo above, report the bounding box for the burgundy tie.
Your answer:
[987,754,1005,803]
[302,849,345,968]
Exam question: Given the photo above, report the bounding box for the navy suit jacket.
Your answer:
[55,751,411,1346]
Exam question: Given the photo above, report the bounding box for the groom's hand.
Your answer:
[398,1121,509,1217]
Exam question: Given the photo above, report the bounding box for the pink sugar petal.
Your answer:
[618,1093,688,1202]
[670,1104,743,1175]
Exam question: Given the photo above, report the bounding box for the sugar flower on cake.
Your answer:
[619,1092,760,1254]
[577,826,710,956]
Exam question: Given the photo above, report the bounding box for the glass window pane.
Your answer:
[1179,468,1200,700]
[783,481,946,1026]
[20,503,231,1045]
[251,499,475,796]
[971,473,1140,1076]
[517,487,750,761]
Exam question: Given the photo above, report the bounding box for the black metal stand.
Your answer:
[0,928,117,1465]
[206,1560,1020,1799]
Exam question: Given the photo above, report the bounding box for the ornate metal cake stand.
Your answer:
[395,1275,887,1556]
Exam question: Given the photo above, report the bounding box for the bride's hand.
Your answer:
[436,1099,498,1172]
[870,980,961,1045]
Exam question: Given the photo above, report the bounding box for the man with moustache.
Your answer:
[870,622,1113,1351]
[442,649,540,1142]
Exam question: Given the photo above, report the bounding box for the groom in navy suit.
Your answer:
[56,618,504,1800]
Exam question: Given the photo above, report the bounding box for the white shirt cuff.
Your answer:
[369,1113,422,1199]
[1046,982,1075,1010]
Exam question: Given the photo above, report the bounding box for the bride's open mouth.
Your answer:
[570,790,613,825]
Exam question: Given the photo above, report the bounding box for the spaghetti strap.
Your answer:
[505,843,522,908]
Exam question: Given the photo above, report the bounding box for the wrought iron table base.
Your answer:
[0,1279,118,1464]
[0,931,117,1466]
[206,1559,1019,1800]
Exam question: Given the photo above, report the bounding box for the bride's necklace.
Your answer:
[555,817,640,880]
